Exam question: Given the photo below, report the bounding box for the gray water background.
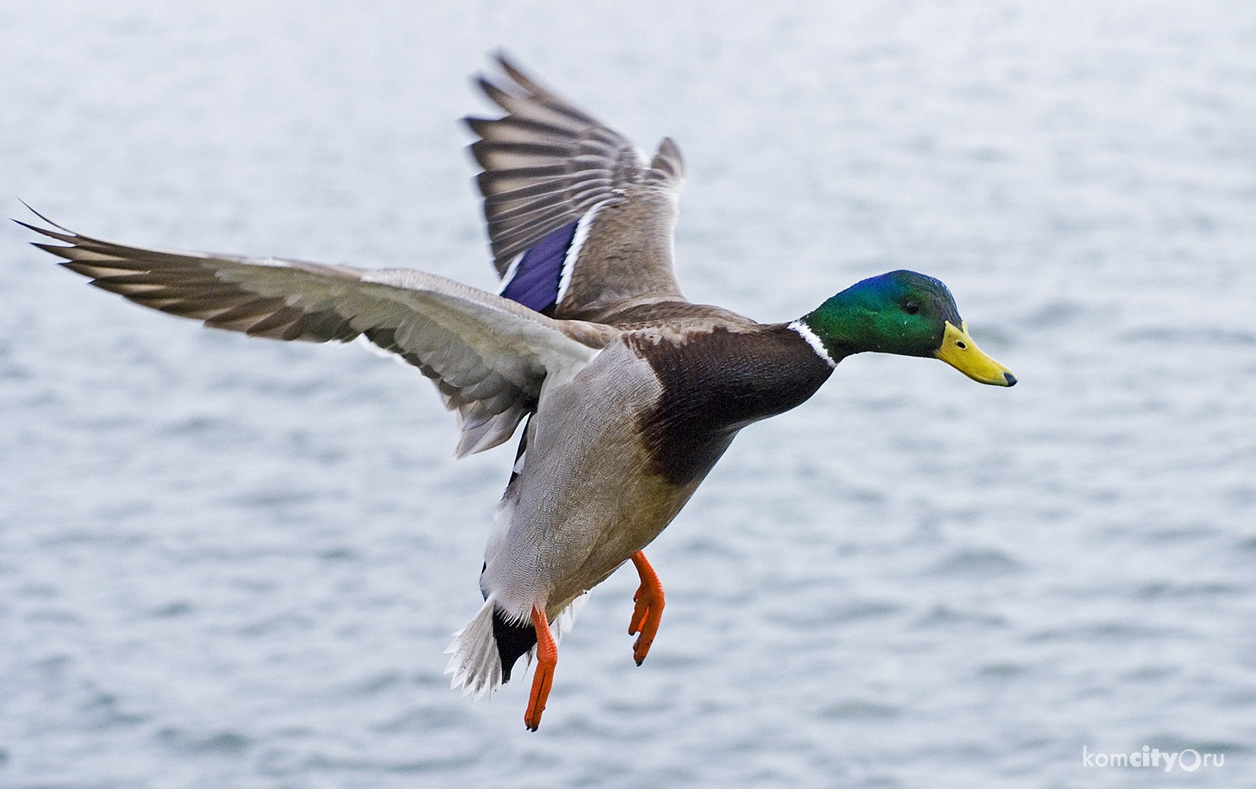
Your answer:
[3,2,1255,787]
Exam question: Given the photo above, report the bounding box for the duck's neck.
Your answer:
[791,286,895,365]
[788,318,845,368]
[788,302,871,368]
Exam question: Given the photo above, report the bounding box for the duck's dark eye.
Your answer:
[903,300,920,315]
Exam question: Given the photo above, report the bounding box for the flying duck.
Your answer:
[22,54,1015,731]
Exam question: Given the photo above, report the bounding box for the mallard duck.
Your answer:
[22,54,1015,731]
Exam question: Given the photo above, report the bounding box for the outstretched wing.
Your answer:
[468,53,687,322]
[22,215,614,457]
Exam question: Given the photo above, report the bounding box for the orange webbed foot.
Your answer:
[524,605,557,731]
[628,551,665,665]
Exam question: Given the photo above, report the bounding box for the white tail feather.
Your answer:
[443,594,589,700]
[444,600,502,699]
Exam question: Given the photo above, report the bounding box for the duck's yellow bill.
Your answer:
[935,321,1017,387]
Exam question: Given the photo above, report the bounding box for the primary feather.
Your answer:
[21,212,612,457]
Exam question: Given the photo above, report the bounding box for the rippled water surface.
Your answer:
[3,2,1255,787]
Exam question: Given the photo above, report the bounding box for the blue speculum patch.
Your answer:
[500,220,579,313]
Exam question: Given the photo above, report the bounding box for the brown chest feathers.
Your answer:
[626,324,834,486]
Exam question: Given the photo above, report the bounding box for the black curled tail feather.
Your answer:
[492,608,538,683]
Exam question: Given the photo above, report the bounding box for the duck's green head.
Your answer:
[799,270,1016,386]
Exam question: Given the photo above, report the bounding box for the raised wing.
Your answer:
[468,53,687,322]
[22,215,614,457]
